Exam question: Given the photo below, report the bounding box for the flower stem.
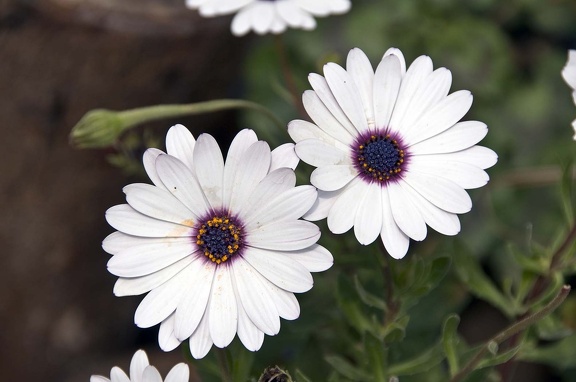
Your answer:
[215,347,233,382]
[119,100,285,132]
[274,34,307,119]
[450,285,571,382]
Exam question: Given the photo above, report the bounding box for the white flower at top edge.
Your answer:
[103,125,333,358]
[288,47,498,260]
[185,0,351,36]
[561,49,576,140]
[90,349,189,382]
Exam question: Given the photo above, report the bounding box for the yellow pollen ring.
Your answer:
[197,215,242,265]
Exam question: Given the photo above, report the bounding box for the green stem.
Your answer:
[119,99,285,131]
[450,285,571,382]
[215,347,233,382]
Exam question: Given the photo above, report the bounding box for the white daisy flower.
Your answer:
[561,49,576,140]
[103,125,333,359]
[90,349,189,382]
[288,47,498,260]
[185,0,351,36]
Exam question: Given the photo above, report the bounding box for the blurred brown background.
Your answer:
[0,0,247,380]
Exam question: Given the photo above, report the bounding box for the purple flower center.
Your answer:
[196,215,243,264]
[354,133,406,184]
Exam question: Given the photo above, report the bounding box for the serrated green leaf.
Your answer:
[354,275,387,311]
[325,355,372,381]
[442,314,461,377]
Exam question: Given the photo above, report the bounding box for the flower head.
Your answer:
[288,47,498,259]
[90,349,189,382]
[186,0,351,36]
[104,125,333,358]
[561,49,576,140]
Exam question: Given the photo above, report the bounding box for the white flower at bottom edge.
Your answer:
[185,0,351,36]
[90,349,189,382]
[561,49,576,140]
[103,125,333,359]
[288,47,498,260]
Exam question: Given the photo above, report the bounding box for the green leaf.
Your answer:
[442,314,461,377]
[477,344,522,369]
[535,312,573,340]
[336,275,377,335]
[325,355,372,381]
[452,249,520,317]
[388,343,445,376]
[364,334,387,381]
[231,345,254,382]
[383,315,410,343]
[560,161,575,226]
[354,275,388,311]
[519,335,576,369]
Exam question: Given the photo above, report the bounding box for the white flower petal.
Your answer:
[347,48,375,128]
[174,260,215,341]
[189,309,213,359]
[90,376,111,382]
[399,182,461,236]
[235,291,265,351]
[408,121,488,155]
[110,367,131,382]
[327,178,364,234]
[309,73,358,137]
[142,366,162,382]
[165,364,190,382]
[270,143,299,171]
[248,220,320,251]
[107,238,195,278]
[388,55,433,132]
[301,91,355,145]
[243,246,313,293]
[303,188,344,221]
[124,183,196,224]
[353,182,383,245]
[562,50,576,89]
[388,181,427,241]
[244,185,317,229]
[159,313,181,352]
[295,138,350,167]
[288,244,333,272]
[106,205,194,238]
[222,129,258,207]
[130,350,149,382]
[399,67,452,138]
[113,256,194,296]
[324,62,370,133]
[236,168,296,219]
[310,164,357,191]
[155,154,210,218]
[209,266,238,348]
[134,265,192,328]
[410,155,489,189]
[228,141,271,212]
[232,257,280,335]
[404,90,473,146]
[380,188,410,259]
[165,125,196,170]
[193,134,225,209]
[373,54,402,130]
[143,148,167,190]
[445,146,498,170]
[403,171,472,214]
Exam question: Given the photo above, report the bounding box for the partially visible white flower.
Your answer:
[186,0,351,36]
[288,47,498,259]
[90,350,189,382]
[561,49,576,140]
[104,125,332,359]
